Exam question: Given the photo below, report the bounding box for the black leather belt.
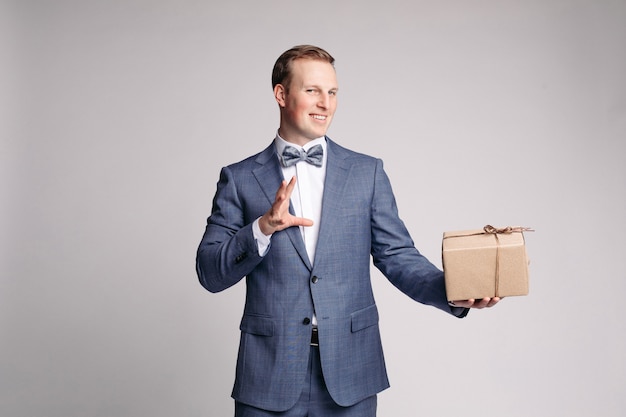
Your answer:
[310,327,319,347]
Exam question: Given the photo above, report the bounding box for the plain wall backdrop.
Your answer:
[2,1,625,416]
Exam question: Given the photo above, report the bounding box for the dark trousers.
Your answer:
[235,346,377,417]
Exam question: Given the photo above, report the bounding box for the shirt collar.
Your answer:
[274,132,327,156]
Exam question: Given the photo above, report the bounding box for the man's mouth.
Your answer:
[311,114,327,121]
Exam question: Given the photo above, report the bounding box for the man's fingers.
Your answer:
[263,177,314,234]
[275,180,288,200]
[292,216,314,227]
[450,297,501,309]
[275,177,297,202]
[284,176,298,197]
[487,297,501,307]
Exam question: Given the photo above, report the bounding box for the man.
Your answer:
[196,45,499,417]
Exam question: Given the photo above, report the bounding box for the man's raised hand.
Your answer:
[258,176,314,236]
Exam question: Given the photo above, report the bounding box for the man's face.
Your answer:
[275,59,338,146]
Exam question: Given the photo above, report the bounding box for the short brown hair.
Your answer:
[271,45,335,89]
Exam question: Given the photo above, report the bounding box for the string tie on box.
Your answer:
[483,225,534,235]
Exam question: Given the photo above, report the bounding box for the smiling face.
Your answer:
[274,59,338,146]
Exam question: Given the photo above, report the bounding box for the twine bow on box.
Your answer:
[482,225,534,235]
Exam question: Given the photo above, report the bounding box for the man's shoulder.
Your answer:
[327,137,379,163]
[224,142,275,171]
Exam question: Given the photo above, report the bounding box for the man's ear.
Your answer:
[274,84,286,107]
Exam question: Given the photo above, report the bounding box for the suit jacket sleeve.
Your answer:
[196,165,267,293]
[369,159,467,317]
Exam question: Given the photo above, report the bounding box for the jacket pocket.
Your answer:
[239,314,274,336]
[350,304,379,333]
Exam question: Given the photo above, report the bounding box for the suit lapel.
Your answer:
[253,143,312,270]
[314,139,352,266]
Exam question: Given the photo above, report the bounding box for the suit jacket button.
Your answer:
[302,317,311,325]
[311,276,318,284]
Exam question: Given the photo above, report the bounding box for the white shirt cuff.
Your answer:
[252,217,272,256]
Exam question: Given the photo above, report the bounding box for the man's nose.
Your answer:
[317,93,330,109]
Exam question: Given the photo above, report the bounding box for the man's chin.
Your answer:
[310,128,329,139]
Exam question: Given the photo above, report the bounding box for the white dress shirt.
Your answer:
[252,133,327,264]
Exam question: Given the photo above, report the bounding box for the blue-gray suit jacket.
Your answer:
[196,137,466,412]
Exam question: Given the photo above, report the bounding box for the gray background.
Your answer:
[2,1,625,416]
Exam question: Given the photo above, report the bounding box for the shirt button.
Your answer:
[311,276,319,284]
[302,317,311,325]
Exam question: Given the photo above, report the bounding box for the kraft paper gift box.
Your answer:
[442,225,532,301]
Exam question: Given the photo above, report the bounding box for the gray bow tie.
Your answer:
[281,144,323,167]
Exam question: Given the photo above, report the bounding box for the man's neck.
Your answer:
[277,130,324,147]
